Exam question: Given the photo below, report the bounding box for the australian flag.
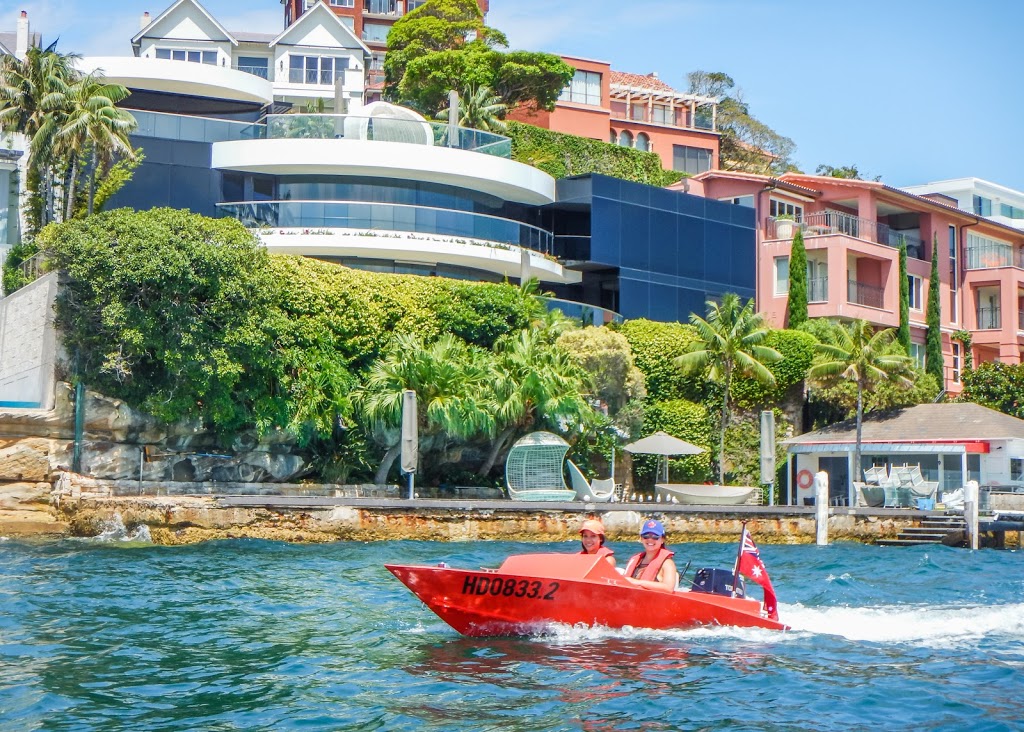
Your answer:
[737,527,779,621]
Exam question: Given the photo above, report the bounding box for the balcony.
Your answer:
[1020,310,1024,331]
[808,276,828,303]
[218,200,554,255]
[234,64,269,79]
[966,243,1024,270]
[768,210,924,259]
[365,0,399,14]
[977,306,1001,330]
[847,280,884,308]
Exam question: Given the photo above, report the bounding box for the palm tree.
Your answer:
[676,294,782,484]
[807,320,915,483]
[476,325,596,477]
[56,73,136,218]
[0,45,78,231]
[437,84,507,133]
[354,333,494,485]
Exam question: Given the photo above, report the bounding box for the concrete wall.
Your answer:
[0,271,58,409]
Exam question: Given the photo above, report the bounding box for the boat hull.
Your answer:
[386,553,787,637]
[655,483,756,505]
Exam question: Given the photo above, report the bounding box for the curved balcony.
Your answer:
[211,137,555,205]
[80,57,274,106]
[218,200,553,253]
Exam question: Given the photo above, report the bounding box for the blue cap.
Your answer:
[641,519,665,537]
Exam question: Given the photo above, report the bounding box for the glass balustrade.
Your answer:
[130,109,261,143]
[218,200,553,254]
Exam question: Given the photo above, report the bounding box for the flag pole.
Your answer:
[731,520,747,598]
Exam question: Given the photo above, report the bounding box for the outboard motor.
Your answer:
[690,568,745,598]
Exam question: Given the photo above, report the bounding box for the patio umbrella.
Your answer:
[624,431,705,482]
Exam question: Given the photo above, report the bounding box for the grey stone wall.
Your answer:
[0,271,58,409]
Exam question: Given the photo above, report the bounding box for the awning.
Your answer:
[787,443,967,455]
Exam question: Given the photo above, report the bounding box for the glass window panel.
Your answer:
[775,256,789,294]
[155,48,171,59]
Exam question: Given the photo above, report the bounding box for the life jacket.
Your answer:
[581,545,614,560]
[625,547,675,582]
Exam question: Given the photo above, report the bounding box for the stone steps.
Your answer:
[877,515,967,547]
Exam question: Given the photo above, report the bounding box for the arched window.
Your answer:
[618,130,633,148]
[609,130,618,144]
[635,132,650,152]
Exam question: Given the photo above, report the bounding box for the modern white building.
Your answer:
[903,178,1024,231]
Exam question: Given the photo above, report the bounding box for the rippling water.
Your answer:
[1,532,1022,731]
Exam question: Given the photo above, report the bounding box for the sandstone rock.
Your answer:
[0,439,50,481]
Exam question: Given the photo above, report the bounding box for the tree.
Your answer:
[958,362,1024,420]
[476,325,596,477]
[355,333,495,484]
[687,70,796,175]
[808,320,915,481]
[814,164,881,181]
[675,294,782,484]
[385,0,572,117]
[897,241,910,353]
[56,73,136,218]
[787,228,808,328]
[925,234,944,384]
[556,325,646,415]
[0,45,77,232]
[437,83,507,132]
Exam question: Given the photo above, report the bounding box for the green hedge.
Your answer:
[618,319,705,402]
[42,208,536,434]
[731,329,818,408]
[506,121,684,186]
[958,362,1024,420]
[634,398,713,487]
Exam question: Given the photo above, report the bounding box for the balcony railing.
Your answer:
[218,200,554,255]
[977,306,1001,330]
[365,0,399,14]
[847,280,884,308]
[541,297,623,326]
[768,210,924,259]
[130,109,259,143]
[808,276,828,303]
[233,64,269,79]
[255,114,512,157]
[965,243,1024,270]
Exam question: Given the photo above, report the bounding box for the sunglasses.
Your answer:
[640,533,662,540]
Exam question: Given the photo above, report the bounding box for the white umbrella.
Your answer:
[624,431,705,482]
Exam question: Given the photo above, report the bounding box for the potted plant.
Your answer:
[774,214,796,239]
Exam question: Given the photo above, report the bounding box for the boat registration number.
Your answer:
[461,575,559,600]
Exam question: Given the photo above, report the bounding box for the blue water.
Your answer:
[1,533,1023,731]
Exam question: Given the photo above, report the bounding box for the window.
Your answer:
[635,132,650,152]
[774,256,789,295]
[407,0,427,9]
[155,48,217,65]
[362,22,390,42]
[366,0,397,12]
[948,225,958,322]
[721,195,755,208]
[370,52,385,71]
[288,54,348,84]
[908,274,923,310]
[609,131,618,144]
[618,130,633,147]
[330,0,355,5]
[558,70,601,105]
[236,56,269,79]
[769,199,804,221]
[1012,457,1024,483]
[909,342,925,369]
[672,145,711,175]
[973,195,992,217]
[1000,203,1024,220]
[651,104,672,125]
[952,342,961,383]
[630,104,645,121]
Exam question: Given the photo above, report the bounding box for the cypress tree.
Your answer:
[925,234,944,384]
[787,228,808,328]
[897,241,910,353]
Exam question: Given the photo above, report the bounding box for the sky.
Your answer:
[4,0,1022,192]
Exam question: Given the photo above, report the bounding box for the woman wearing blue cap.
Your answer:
[623,519,679,593]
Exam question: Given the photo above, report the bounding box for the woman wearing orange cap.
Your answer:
[624,519,678,593]
[578,519,616,568]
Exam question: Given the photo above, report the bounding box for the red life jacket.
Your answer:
[625,547,675,581]
[580,546,614,560]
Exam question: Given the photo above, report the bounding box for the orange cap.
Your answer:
[580,519,606,536]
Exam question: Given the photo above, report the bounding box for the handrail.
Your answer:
[218,199,554,254]
[767,210,924,259]
[847,279,884,308]
[977,306,1001,330]
[808,275,828,303]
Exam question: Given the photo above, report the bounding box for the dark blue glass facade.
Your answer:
[548,175,756,323]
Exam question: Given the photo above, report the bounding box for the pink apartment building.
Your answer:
[680,171,1024,393]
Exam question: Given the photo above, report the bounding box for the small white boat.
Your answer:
[655,483,756,505]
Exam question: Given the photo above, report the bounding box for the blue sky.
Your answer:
[6,0,1022,191]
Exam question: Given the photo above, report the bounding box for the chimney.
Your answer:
[15,11,29,59]
[649,71,658,79]
[140,11,151,31]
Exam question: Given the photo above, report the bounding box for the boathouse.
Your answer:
[783,403,1024,507]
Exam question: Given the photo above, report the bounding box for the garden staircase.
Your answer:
[875,514,967,547]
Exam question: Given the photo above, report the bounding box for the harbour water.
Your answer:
[1,531,1022,731]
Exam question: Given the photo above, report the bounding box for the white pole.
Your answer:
[965,480,979,550]
[814,471,829,546]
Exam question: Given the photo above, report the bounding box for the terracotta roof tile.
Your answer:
[609,70,677,93]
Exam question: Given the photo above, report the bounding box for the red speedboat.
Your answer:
[386,552,789,637]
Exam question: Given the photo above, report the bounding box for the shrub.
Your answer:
[633,399,713,488]
[732,329,818,408]
[618,319,705,402]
